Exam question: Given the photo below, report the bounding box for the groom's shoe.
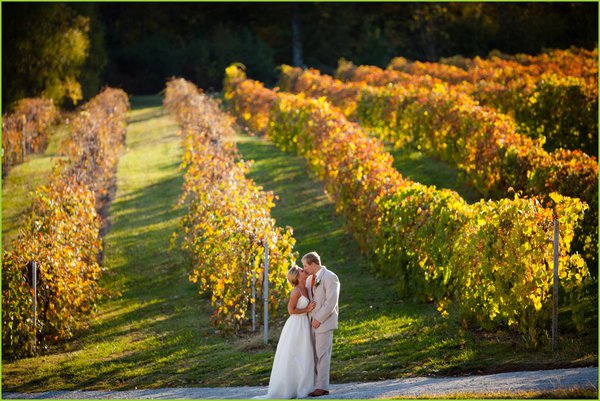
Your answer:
[309,389,330,397]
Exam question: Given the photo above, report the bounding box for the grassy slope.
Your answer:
[2,96,276,391]
[2,125,69,246]
[385,145,482,204]
[2,96,596,393]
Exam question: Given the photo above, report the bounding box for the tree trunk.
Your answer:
[292,4,304,67]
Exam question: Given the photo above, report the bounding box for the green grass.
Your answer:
[235,133,597,383]
[2,96,278,391]
[2,125,69,246]
[2,96,596,393]
[385,145,483,204]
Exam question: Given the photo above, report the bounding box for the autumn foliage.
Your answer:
[2,88,129,358]
[2,174,102,357]
[356,47,599,157]
[2,98,58,177]
[61,88,129,203]
[225,64,590,343]
[164,78,297,331]
[279,64,598,272]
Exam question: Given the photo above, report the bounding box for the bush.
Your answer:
[224,64,591,344]
[165,78,297,331]
[2,98,58,177]
[2,87,129,358]
[2,173,103,358]
[281,65,598,275]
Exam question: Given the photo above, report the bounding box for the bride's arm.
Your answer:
[288,289,316,315]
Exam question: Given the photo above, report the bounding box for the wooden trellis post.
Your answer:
[31,261,38,352]
[552,218,559,352]
[263,239,269,346]
[252,270,256,332]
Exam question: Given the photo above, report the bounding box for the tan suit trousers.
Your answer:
[311,328,333,391]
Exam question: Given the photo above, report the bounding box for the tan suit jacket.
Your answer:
[307,266,340,333]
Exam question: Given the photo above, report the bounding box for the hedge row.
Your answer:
[433,47,598,84]
[2,98,58,177]
[363,49,599,157]
[2,88,129,358]
[225,65,590,344]
[61,88,129,204]
[164,78,296,331]
[280,65,598,273]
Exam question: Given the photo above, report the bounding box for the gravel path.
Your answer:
[4,367,597,399]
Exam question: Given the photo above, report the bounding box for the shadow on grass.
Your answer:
[126,95,166,124]
[236,136,355,262]
[106,176,183,243]
[4,101,596,392]
[129,95,164,110]
[385,145,483,204]
[235,131,598,383]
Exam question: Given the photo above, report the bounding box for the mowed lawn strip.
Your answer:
[2,96,271,391]
[2,125,69,246]
[2,97,595,393]
[384,144,483,204]
[3,95,346,391]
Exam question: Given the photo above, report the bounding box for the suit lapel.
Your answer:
[314,267,327,297]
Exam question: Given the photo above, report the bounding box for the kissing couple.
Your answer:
[259,251,341,399]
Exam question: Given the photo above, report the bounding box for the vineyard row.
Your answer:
[2,88,129,358]
[338,48,598,157]
[2,98,59,177]
[225,64,590,344]
[278,65,598,271]
[164,78,296,331]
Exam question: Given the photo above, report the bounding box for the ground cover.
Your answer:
[2,125,69,246]
[2,96,595,393]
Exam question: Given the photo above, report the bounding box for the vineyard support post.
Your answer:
[22,116,27,161]
[552,218,559,352]
[32,261,37,352]
[263,239,269,346]
[252,270,256,332]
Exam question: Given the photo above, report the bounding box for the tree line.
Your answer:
[3,2,597,110]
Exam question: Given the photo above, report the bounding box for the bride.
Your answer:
[262,265,316,399]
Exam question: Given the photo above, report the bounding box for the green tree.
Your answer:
[71,3,108,101]
[2,3,90,110]
[93,3,596,93]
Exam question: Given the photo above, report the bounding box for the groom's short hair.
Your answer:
[302,251,321,266]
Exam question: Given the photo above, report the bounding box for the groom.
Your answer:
[302,251,340,397]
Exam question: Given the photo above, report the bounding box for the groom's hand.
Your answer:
[311,319,321,329]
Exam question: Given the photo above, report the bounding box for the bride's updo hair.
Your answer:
[287,265,301,286]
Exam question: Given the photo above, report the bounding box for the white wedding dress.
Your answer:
[260,295,315,399]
